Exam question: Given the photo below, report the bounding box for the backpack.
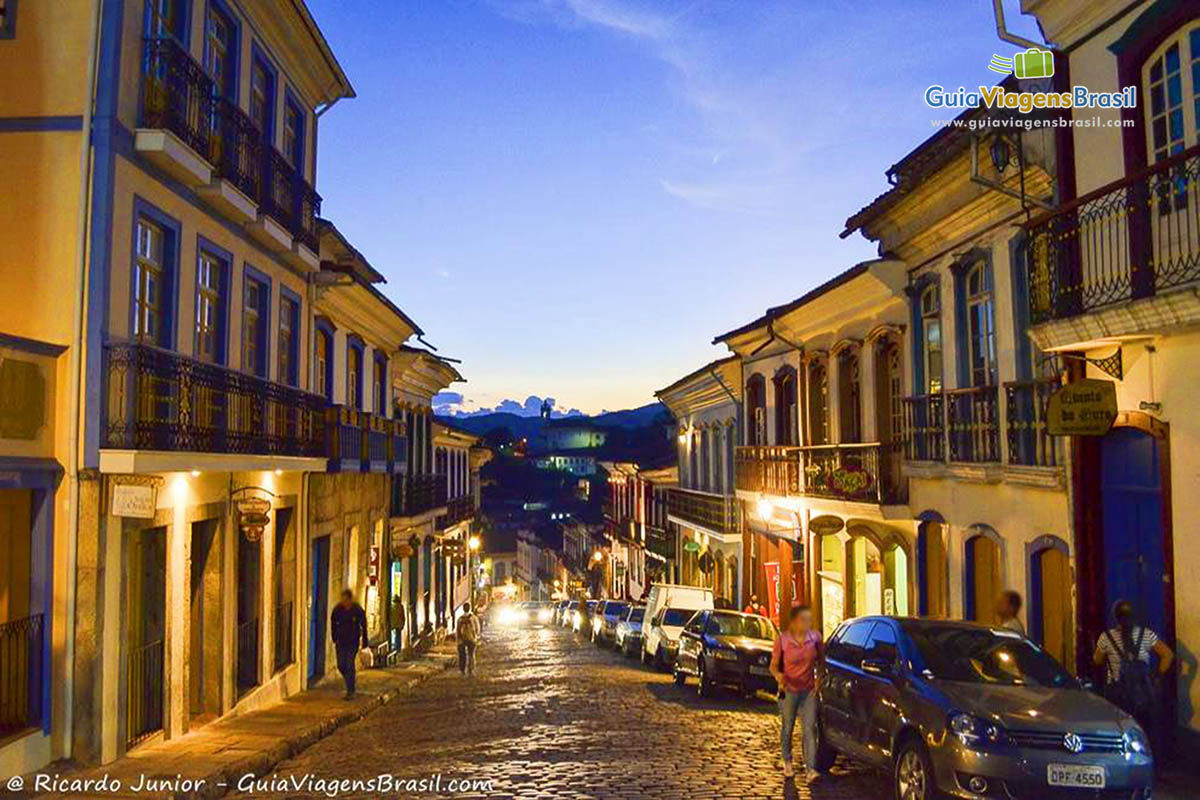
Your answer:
[1104,628,1156,715]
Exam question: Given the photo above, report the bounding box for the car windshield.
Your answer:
[628,608,645,623]
[605,602,629,617]
[710,613,776,640]
[902,622,1077,688]
[662,608,696,626]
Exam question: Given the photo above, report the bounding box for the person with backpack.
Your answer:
[455,603,482,676]
[1093,600,1174,748]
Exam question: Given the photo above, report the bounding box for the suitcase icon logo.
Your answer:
[988,47,1054,79]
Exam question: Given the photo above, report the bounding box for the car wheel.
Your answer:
[894,738,937,800]
[673,668,686,687]
[813,722,837,774]
[696,658,714,698]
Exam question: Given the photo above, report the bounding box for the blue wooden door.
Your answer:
[307,536,330,686]
[1101,428,1166,637]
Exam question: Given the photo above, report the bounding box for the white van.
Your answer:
[641,584,713,668]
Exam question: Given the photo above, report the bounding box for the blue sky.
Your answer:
[307,1,1044,415]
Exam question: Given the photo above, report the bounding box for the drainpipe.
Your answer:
[64,0,104,759]
[991,0,1047,50]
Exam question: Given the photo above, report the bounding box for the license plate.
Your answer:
[1047,764,1105,788]
[749,665,772,676]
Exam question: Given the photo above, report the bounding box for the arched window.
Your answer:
[838,348,862,443]
[920,283,943,393]
[1145,30,1198,166]
[806,358,829,446]
[917,516,948,618]
[964,526,1002,624]
[774,367,798,445]
[699,427,711,492]
[965,262,996,387]
[746,374,767,446]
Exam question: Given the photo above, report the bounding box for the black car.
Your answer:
[672,609,778,697]
[596,600,630,646]
[815,617,1153,800]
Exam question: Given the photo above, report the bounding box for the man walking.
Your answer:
[330,588,369,699]
[995,590,1026,635]
[456,603,482,675]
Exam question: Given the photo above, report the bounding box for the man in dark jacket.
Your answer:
[330,589,368,699]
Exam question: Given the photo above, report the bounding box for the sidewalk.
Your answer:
[18,642,458,800]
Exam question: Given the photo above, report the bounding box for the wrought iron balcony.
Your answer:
[295,180,321,253]
[140,37,213,158]
[210,96,262,201]
[646,525,676,561]
[735,443,905,505]
[0,613,43,737]
[391,473,448,518]
[436,495,475,530]
[327,406,405,472]
[103,342,326,457]
[947,386,1000,463]
[1027,143,1200,324]
[667,487,738,535]
[902,394,945,462]
[261,146,297,231]
[1005,378,1060,468]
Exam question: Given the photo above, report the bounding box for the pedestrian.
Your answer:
[456,602,482,675]
[330,588,368,700]
[1093,600,1174,750]
[994,590,1025,635]
[744,594,767,617]
[770,604,823,784]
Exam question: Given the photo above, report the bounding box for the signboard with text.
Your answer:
[1047,378,1118,436]
[111,483,156,519]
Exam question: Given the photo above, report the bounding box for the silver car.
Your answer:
[815,617,1153,800]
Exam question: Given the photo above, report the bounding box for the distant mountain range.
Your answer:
[437,402,671,441]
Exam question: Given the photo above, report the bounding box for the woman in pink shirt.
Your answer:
[769,604,823,782]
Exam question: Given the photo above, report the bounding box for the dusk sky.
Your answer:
[307,1,1044,415]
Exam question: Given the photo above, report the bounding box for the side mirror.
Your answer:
[861,658,893,677]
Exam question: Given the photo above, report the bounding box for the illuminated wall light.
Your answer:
[274,468,283,476]
[190,469,201,477]
[756,496,774,522]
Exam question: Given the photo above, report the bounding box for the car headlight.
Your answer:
[537,609,552,622]
[572,611,581,625]
[713,649,738,661]
[1124,726,1150,755]
[949,713,1003,747]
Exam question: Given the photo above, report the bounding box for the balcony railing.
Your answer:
[947,386,1000,463]
[141,37,212,158]
[0,613,43,737]
[104,342,327,457]
[735,443,904,505]
[646,525,676,561]
[903,394,945,462]
[436,495,475,530]
[391,473,448,518]
[139,38,321,250]
[273,601,294,673]
[667,487,738,535]
[326,406,405,472]
[1005,379,1060,468]
[1027,142,1200,324]
[126,638,164,749]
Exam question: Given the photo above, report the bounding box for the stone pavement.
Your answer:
[16,643,457,800]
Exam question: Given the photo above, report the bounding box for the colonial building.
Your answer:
[714,262,912,631]
[600,459,672,601]
[1017,0,1200,745]
[656,357,742,606]
[433,421,488,626]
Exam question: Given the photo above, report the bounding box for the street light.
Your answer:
[592,550,603,563]
[468,535,481,551]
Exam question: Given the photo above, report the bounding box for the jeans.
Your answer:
[458,640,477,674]
[779,690,817,769]
[336,644,358,695]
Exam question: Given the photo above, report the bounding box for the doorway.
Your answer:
[236,530,261,696]
[1030,541,1073,670]
[965,533,1001,625]
[126,525,166,749]
[188,519,222,723]
[307,535,330,686]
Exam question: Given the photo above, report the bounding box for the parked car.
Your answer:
[596,600,630,646]
[672,609,778,697]
[561,600,580,628]
[643,606,700,668]
[552,599,569,625]
[644,583,713,636]
[616,606,646,657]
[815,617,1153,800]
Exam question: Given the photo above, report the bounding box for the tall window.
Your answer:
[746,375,767,446]
[242,275,268,377]
[838,350,862,443]
[277,295,297,385]
[134,217,167,345]
[920,283,943,393]
[314,330,330,400]
[966,263,996,386]
[204,4,236,99]
[773,368,798,445]
[347,343,362,409]
[196,250,225,363]
[146,0,186,41]
[282,100,304,168]
[374,357,387,414]
[1146,35,1188,166]
[249,56,274,138]
[699,429,711,492]
[806,359,829,446]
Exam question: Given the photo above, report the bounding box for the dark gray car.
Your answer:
[815,617,1153,800]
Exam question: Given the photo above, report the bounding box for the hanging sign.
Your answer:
[112,483,156,519]
[809,515,845,537]
[698,551,715,575]
[236,496,271,542]
[1047,379,1117,436]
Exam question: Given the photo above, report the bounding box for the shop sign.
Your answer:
[809,515,844,536]
[683,539,701,553]
[828,464,871,498]
[112,483,156,519]
[236,496,271,542]
[1047,379,1118,436]
[368,546,380,587]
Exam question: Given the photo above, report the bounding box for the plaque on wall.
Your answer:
[111,483,157,519]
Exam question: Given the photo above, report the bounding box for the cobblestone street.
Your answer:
[243,624,883,800]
